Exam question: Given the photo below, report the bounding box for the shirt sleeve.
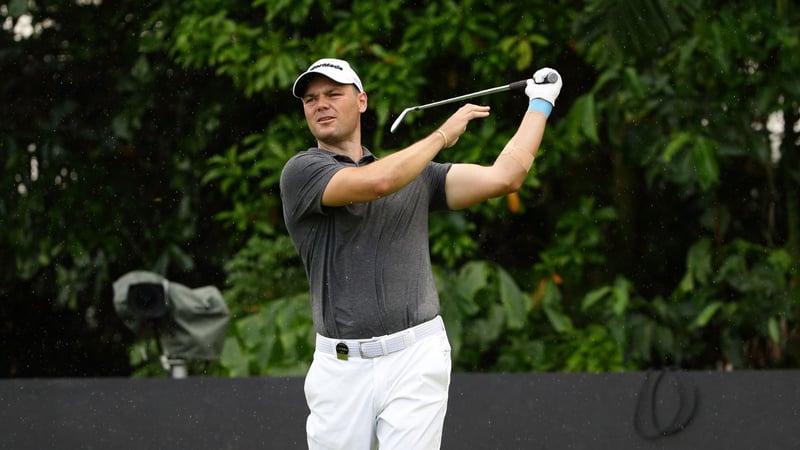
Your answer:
[426,161,453,211]
[280,150,343,222]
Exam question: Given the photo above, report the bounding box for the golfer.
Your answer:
[280,58,561,449]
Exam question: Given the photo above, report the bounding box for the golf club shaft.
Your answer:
[390,73,558,133]
[410,79,528,113]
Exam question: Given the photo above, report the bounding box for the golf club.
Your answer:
[390,72,559,133]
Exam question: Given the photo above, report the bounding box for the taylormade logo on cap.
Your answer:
[292,58,364,98]
[308,62,346,72]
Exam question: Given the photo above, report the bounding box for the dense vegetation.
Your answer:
[2,0,798,377]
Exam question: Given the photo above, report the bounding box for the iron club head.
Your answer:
[390,107,414,133]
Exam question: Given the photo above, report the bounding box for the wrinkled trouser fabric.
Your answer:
[305,319,451,450]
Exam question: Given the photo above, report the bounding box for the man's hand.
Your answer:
[436,103,491,148]
[525,67,562,106]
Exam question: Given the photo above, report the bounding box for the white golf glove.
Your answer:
[525,67,562,106]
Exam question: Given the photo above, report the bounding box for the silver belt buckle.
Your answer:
[359,340,379,359]
[358,341,371,359]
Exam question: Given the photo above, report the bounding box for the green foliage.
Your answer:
[181,0,800,375]
[1,0,261,376]
[429,212,478,268]
[203,115,307,235]
[221,234,307,317]
[219,293,314,376]
[432,198,632,373]
[533,197,617,286]
[3,0,800,377]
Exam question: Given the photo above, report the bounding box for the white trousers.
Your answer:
[305,317,452,450]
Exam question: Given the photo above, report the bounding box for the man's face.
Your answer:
[301,76,367,146]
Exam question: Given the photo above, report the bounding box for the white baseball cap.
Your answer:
[292,58,364,98]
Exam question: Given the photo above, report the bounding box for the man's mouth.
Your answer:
[317,115,335,124]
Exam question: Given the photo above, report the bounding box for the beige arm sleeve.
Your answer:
[497,146,535,172]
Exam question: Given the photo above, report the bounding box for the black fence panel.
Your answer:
[1,371,798,449]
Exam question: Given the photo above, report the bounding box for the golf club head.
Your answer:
[390,108,412,133]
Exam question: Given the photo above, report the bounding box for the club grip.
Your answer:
[509,80,528,91]
[510,72,559,90]
[544,72,559,83]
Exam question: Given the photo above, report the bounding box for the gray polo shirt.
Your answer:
[280,147,452,339]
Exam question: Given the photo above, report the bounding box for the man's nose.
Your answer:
[316,97,330,109]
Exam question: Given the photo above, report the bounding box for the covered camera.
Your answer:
[112,271,229,361]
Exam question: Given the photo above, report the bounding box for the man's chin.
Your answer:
[314,132,343,146]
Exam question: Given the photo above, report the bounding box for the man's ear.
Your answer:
[358,91,368,113]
